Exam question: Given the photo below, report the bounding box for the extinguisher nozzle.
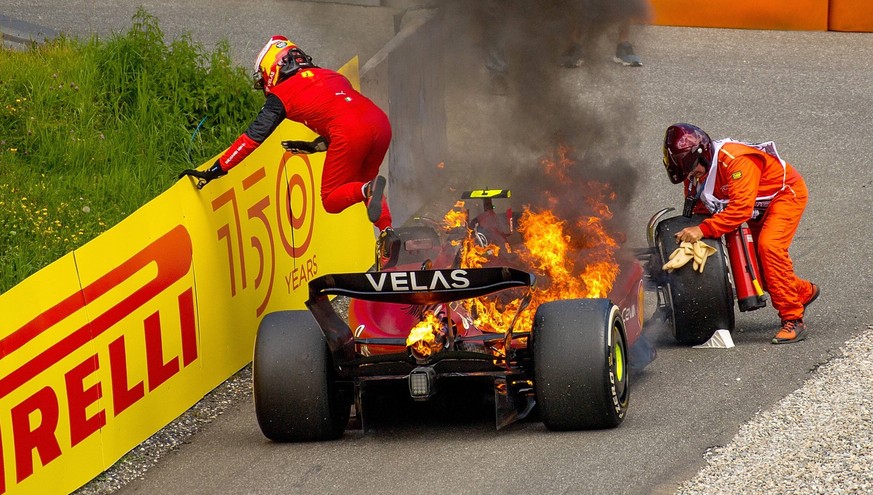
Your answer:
[752,279,764,297]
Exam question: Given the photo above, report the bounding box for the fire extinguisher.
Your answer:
[724,225,767,312]
[683,184,766,312]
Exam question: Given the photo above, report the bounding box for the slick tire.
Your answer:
[533,299,629,430]
[655,214,735,345]
[253,311,350,442]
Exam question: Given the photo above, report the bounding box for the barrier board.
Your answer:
[0,59,373,495]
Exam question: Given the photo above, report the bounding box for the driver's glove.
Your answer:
[178,160,227,189]
[281,136,329,154]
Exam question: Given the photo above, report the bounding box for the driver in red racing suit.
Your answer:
[663,123,819,344]
[189,35,400,270]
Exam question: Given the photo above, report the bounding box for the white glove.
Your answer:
[663,242,695,272]
[691,241,717,273]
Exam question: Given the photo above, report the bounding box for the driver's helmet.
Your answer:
[252,35,316,93]
[663,123,713,184]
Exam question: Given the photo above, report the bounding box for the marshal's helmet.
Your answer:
[252,35,316,93]
[663,123,714,184]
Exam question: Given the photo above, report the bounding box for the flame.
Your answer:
[459,231,500,269]
[520,211,619,300]
[441,145,622,337]
[443,206,468,230]
[406,310,446,359]
[539,142,574,185]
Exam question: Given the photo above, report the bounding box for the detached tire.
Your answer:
[655,214,734,345]
[253,311,350,442]
[533,299,629,430]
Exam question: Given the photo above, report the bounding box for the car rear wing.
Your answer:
[306,267,536,365]
[308,267,535,306]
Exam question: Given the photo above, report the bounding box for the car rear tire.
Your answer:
[533,299,629,430]
[253,310,350,442]
[655,214,735,345]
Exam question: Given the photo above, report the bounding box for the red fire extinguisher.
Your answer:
[724,225,767,312]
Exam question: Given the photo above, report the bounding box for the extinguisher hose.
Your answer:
[739,229,765,297]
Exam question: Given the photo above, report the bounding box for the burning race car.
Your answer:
[253,188,649,441]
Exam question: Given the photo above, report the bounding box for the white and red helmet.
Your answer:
[252,35,315,93]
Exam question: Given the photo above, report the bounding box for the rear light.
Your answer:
[408,367,435,401]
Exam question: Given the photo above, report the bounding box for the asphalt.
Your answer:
[0,0,400,70]
[4,2,873,494]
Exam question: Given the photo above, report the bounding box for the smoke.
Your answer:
[427,0,650,235]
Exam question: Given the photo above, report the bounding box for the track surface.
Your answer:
[5,3,872,494]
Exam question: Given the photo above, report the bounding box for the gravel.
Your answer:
[676,325,873,495]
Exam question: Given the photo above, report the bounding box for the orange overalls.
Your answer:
[686,142,815,321]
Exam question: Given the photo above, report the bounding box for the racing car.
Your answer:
[253,189,647,441]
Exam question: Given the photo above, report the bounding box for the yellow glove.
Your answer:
[691,241,717,273]
[662,242,695,272]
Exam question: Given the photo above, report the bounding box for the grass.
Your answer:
[0,8,261,293]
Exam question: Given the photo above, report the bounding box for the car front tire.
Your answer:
[655,214,735,345]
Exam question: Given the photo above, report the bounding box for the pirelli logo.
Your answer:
[0,225,197,493]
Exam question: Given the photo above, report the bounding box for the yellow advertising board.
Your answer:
[0,59,373,495]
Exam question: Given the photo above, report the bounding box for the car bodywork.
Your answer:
[253,190,647,441]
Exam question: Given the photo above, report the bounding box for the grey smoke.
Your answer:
[426,0,650,235]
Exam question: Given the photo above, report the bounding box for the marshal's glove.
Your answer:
[663,241,717,273]
[663,242,695,273]
[691,240,717,273]
[281,136,329,154]
[178,161,226,189]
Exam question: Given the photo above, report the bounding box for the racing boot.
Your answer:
[375,227,401,271]
[364,175,387,223]
[772,319,807,345]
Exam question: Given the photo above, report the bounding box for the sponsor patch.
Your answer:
[731,171,743,180]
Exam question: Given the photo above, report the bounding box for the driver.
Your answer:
[191,35,400,270]
[662,123,819,344]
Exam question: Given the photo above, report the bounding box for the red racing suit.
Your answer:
[684,141,814,321]
[218,67,393,230]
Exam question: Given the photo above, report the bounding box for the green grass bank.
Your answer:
[0,9,260,293]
